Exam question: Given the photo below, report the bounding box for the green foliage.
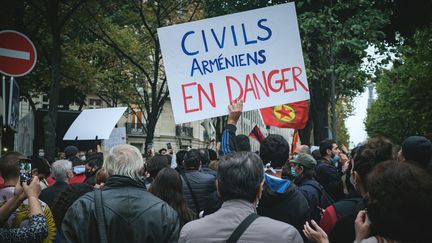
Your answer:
[336,98,353,148]
[365,28,432,144]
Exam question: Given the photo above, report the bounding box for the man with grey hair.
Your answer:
[39,159,72,207]
[61,144,180,242]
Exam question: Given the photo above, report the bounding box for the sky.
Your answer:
[345,45,394,148]
[346,90,369,147]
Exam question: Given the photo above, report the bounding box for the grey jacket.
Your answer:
[179,199,303,243]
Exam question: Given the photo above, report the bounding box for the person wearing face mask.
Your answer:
[290,154,324,223]
[83,154,104,186]
[315,139,343,201]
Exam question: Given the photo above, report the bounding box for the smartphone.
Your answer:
[19,160,32,184]
[167,142,172,150]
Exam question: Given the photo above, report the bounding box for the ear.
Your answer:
[327,148,332,156]
[257,180,264,200]
[31,168,39,176]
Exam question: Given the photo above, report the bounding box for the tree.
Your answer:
[78,0,202,151]
[365,28,432,144]
[202,0,390,145]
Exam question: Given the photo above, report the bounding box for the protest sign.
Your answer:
[158,2,309,124]
[63,107,127,140]
[102,127,126,152]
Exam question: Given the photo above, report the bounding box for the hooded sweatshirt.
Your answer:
[257,174,310,234]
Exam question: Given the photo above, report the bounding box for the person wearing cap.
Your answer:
[64,145,82,167]
[290,153,323,222]
[399,136,432,172]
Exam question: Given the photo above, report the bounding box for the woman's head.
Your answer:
[149,167,194,224]
[367,160,432,242]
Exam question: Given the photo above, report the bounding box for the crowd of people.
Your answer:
[0,100,431,243]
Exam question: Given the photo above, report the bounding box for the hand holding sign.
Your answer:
[227,99,243,126]
[158,3,309,124]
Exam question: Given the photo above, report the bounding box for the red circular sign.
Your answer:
[0,30,37,77]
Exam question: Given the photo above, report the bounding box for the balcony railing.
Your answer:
[176,125,193,138]
[125,123,146,135]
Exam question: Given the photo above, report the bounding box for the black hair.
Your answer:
[208,149,218,161]
[260,134,289,168]
[146,154,170,178]
[149,168,195,226]
[30,155,51,177]
[235,135,251,152]
[176,150,187,166]
[183,149,200,169]
[319,139,337,157]
[158,148,167,154]
[217,152,264,203]
[198,148,210,166]
[367,160,432,242]
[85,153,103,169]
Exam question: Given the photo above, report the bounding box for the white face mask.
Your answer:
[38,152,45,157]
[80,156,86,161]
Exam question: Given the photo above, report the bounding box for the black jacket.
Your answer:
[39,181,68,208]
[181,169,218,215]
[316,159,344,201]
[61,175,180,243]
[257,174,310,234]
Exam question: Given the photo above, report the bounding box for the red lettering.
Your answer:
[292,67,309,91]
[267,69,281,92]
[244,74,258,102]
[281,68,294,93]
[197,82,216,110]
[226,76,244,104]
[181,82,200,113]
[254,72,269,99]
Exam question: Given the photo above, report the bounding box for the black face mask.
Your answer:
[85,170,96,178]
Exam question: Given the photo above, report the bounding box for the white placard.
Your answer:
[102,127,126,151]
[158,2,309,124]
[63,107,127,140]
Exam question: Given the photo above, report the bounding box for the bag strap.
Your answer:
[94,189,108,243]
[181,173,201,213]
[227,213,259,243]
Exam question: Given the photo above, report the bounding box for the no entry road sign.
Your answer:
[0,30,37,77]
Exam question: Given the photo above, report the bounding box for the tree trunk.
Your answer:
[311,85,330,145]
[299,113,313,146]
[44,3,61,158]
[144,117,157,153]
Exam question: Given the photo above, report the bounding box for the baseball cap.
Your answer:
[290,153,317,169]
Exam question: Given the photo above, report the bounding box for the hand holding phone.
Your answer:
[19,160,32,185]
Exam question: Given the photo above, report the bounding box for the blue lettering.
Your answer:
[241,23,258,45]
[230,25,238,46]
[211,27,226,49]
[202,60,212,74]
[257,19,272,41]
[238,53,246,66]
[201,30,209,52]
[258,49,266,64]
[181,31,198,56]
[190,58,203,77]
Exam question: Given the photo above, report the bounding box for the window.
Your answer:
[88,99,102,109]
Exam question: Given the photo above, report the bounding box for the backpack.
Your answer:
[303,182,335,209]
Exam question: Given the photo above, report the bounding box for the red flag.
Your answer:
[291,130,300,155]
[259,100,309,129]
[249,125,266,143]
